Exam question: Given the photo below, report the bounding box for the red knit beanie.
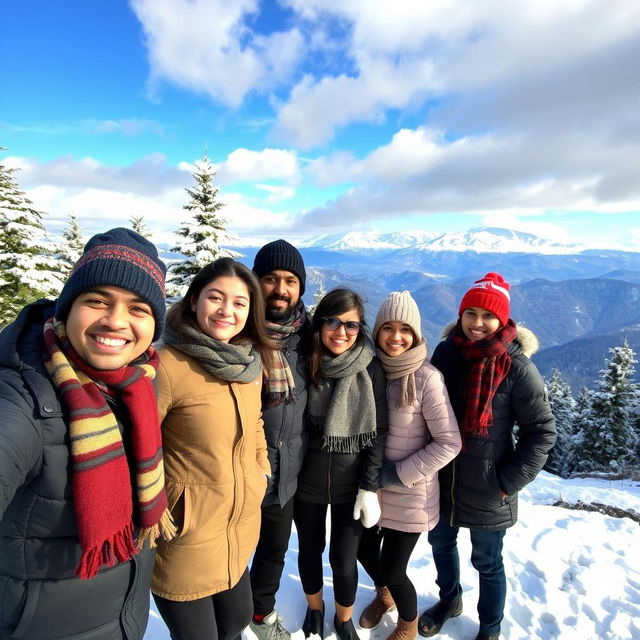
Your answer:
[458,272,511,326]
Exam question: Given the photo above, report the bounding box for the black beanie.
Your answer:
[55,228,167,340]
[252,239,306,295]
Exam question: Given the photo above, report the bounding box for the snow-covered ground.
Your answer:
[144,472,640,640]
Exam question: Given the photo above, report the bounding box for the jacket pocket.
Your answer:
[10,581,41,639]
[167,483,192,538]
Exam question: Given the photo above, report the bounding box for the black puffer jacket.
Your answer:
[262,320,310,507]
[296,358,388,504]
[431,325,556,531]
[0,301,155,640]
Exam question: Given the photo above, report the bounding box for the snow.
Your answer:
[144,472,640,640]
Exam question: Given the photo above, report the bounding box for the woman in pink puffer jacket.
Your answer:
[357,291,461,640]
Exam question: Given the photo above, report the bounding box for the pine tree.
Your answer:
[570,387,593,474]
[58,214,84,279]
[308,279,327,317]
[130,213,150,238]
[0,155,63,325]
[169,152,240,296]
[544,369,576,477]
[574,340,639,475]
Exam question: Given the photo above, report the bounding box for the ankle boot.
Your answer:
[358,586,396,629]
[417,596,462,637]
[302,604,325,639]
[385,616,418,640]
[334,616,361,640]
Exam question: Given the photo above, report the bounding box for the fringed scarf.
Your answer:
[376,340,428,408]
[263,301,307,406]
[43,318,175,580]
[452,319,517,442]
[163,321,262,383]
[307,340,376,453]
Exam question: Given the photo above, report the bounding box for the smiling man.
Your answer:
[0,228,173,640]
[249,239,311,640]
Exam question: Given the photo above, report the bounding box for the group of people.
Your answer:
[0,228,556,640]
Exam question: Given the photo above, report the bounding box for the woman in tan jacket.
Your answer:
[152,258,273,640]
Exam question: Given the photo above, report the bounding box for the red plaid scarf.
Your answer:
[43,318,175,579]
[452,319,517,442]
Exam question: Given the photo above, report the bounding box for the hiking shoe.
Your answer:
[334,616,361,640]
[417,596,463,637]
[250,610,291,640]
[359,586,396,629]
[302,605,324,639]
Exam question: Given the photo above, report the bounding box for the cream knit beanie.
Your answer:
[373,290,422,343]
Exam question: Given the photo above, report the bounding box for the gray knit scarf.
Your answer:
[307,339,376,453]
[376,341,428,408]
[163,320,262,383]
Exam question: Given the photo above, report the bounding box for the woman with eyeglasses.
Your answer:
[294,288,388,640]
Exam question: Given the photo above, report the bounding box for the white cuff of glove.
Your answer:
[352,489,381,528]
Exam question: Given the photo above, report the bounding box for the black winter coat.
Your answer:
[431,325,556,531]
[0,301,155,640]
[262,320,310,507]
[296,358,388,504]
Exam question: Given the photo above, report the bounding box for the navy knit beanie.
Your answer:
[252,239,306,295]
[55,228,167,340]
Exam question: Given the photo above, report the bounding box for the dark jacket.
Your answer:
[262,319,310,507]
[296,358,388,504]
[431,324,556,531]
[0,301,155,640]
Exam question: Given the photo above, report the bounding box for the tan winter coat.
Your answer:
[379,360,461,533]
[151,345,270,601]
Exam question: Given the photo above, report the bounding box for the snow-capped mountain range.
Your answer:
[238,227,586,255]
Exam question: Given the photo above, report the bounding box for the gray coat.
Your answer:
[261,320,310,507]
[0,301,155,640]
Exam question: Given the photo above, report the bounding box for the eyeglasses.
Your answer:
[322,317,362,336]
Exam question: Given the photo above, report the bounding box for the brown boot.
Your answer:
[358,586,396,629]
[385,617,418,640]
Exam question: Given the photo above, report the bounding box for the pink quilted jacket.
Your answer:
[379,360,461,533]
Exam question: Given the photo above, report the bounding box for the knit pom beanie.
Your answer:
[252,239,306,295]
[373,290,422,343]
[458,272,511,326]
[55,228,167,340]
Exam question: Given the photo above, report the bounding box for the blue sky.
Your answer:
[2,0,640,249]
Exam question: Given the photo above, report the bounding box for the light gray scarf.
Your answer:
[307,339,376,453]
[376,341,428,408]
[163,321,262,383]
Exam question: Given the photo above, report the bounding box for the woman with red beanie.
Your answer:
[418,273,556,640]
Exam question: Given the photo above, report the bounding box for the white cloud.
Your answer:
[217,148,301,184]
[130,0,304,107]
[88,118,166,137]
[254,184,296,202]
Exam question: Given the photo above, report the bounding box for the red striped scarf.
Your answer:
[43,317,175,579]
[452,319,517,442]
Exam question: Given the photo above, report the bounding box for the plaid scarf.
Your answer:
[452,319,517,442]
[43,318,175,579]
[263,301,307,407]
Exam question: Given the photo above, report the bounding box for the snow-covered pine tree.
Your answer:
[130,213,150,238]
[544,368,577,477]
[0,155,63,325]
[169,152,240,296]
[58,214,84,279]
[574,340,639,476]
[307,279,327,317]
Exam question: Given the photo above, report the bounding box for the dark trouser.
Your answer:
[358,526,421,621]
[427,518,506,636]
[250,497,295,616]
[294,499,363,607]
[153,569,252,640]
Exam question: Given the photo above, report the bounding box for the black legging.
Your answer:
[153,569,252,640]
[358,526,421,621]
[294,499,363,607]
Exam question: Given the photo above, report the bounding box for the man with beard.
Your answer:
[249,239,310,640]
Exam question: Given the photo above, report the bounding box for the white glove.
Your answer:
[353,489,381,529]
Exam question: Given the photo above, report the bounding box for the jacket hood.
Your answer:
[440,320,539,358]
[0,299,56,371]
